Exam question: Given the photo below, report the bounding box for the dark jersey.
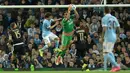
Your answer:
[75,28,87,50]
[75,28,87,42]
[10,28,23,44]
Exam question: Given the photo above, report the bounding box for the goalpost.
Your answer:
[0,4,130,8]
[0,0,130,8]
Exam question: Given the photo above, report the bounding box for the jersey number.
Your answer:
[109,21,115,29]
[79,33,84,41]
[14,30,21,38]
[108,18,115,29]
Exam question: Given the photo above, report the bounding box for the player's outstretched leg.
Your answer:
[55,46,66,65]
[55,40,73,65]
[54,38,61,52]
[109,52,120,72]
[103,52,120,72]
[103,42,120,72]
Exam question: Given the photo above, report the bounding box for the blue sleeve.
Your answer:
[44,22,50,29]
[102,17,107,27]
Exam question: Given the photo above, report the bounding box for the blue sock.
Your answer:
[41,45,48,50]
[55,40,59,48]
[109,52,115,60]
[104,54,108,71]
[108,53,118,67]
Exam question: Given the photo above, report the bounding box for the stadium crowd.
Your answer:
[0,0,130,70]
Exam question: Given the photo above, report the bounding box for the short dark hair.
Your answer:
[44,12,52,18]
[104,7,110,14]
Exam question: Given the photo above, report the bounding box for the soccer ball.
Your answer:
[71,4,76,11]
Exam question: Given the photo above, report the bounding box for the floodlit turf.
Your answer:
[1,70,130,73]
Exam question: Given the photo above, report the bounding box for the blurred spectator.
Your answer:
[120,28,127,40]
[68,61,75,68]
[0,62,2,68]
[0,50,4,63]
[0,14,3,25]
[95,55,102,68]
[33,59,43,68]
[125,31,130,44]
[3,0,9,5]
[88,58,96,69]
[2,54,11,68]
[89,18,99,34]
[124,18,130,32]
[117,56,128,70]
[92,45,99,55]
[28,23,36,38]
[19,0,29,5]
[88,48,93,57]
[86,36,95,53]
[70,44,77,57]
[55,23,62,36]
[96,37,103,51]
[127,44,130,55]
[115,44,122,55]
[24,15,35,28]
[124,56,130,67]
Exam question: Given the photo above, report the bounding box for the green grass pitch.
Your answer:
[1,70,130,73]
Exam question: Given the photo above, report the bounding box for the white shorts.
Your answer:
[42,32,58,44]
[103,42,115,53]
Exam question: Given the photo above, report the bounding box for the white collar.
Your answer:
[105,14,111,16]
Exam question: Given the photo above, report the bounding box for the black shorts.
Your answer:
[75,42,87,57]
[76,42,87,51]
[13,44,25,55]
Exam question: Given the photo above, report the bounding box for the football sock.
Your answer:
[104,54,108,71]
[108,52,118,67]
[41,45,48,50]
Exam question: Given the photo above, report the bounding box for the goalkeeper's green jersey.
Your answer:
[61,15,75,33]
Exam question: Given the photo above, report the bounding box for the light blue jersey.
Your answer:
[42,19,52,37]
[102,14,120,43]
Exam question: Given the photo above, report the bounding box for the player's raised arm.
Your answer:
[50,21,59,29]
[65,5,72,20]
[45,20,59,30]
[61,5,72,25]
[53,18,62,22]
[73,7,79,19]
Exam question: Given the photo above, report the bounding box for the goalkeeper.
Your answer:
[55,4,79,65]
